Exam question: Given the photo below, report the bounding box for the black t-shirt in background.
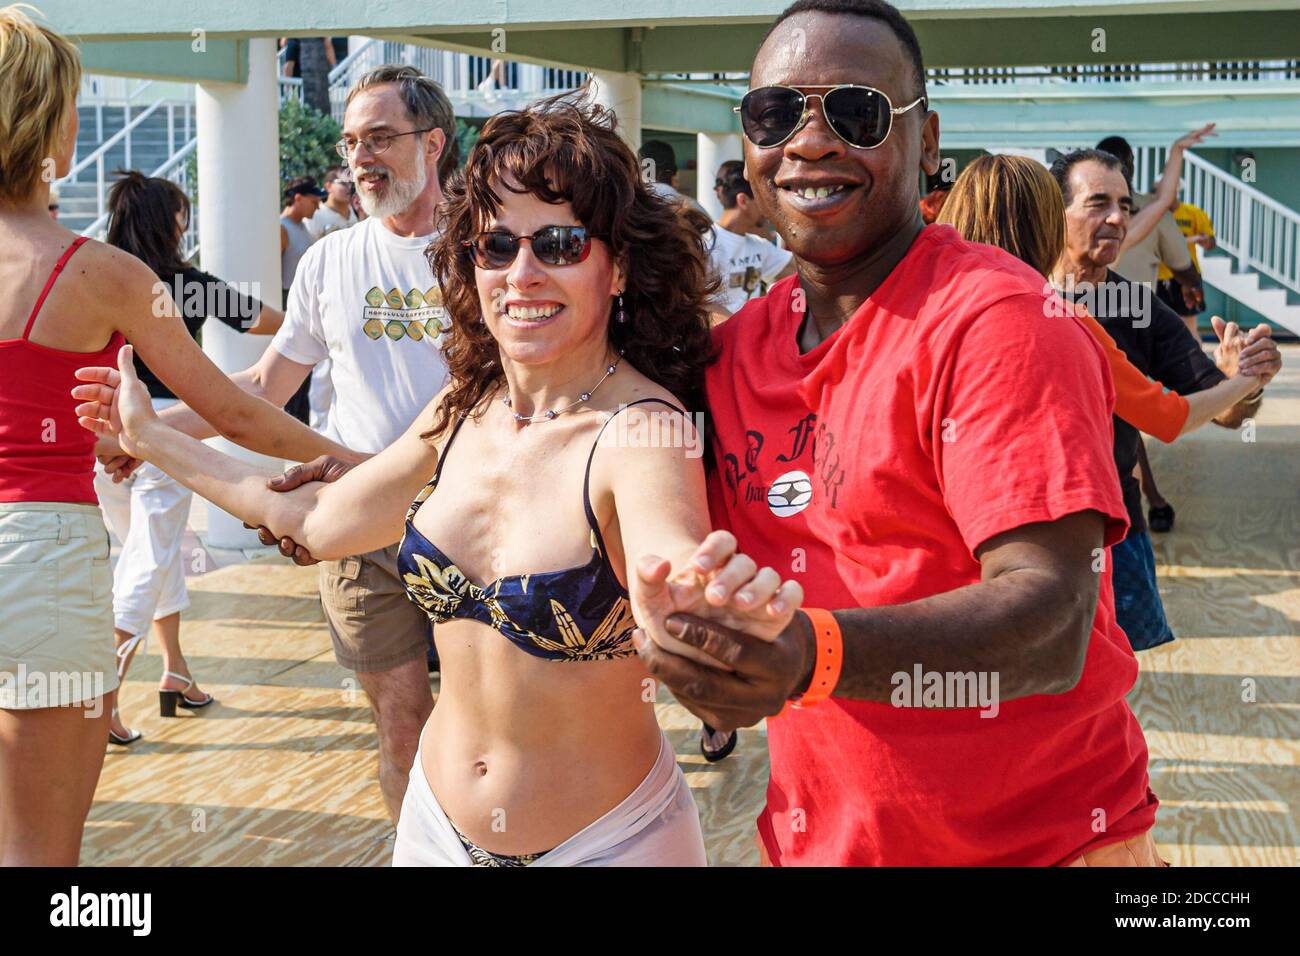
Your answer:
[283,38,350,78]
[1063,269,1225,536]
[138,266,262,400]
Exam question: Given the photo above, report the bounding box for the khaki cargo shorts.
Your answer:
[319,543,431,673]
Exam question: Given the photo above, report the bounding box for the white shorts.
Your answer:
[393,731,707,867]
[0,502,117,709]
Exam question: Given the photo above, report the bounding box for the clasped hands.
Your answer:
[627,531,814,732]
[1211,316,1281,386]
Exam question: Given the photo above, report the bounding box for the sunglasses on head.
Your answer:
[735,85,926,150]
[462,226,596,269]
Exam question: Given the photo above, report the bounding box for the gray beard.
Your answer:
[355,160,428,220]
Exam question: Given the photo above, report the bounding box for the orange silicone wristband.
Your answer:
[790,608,842,709]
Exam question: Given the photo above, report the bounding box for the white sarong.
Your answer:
[393,731,706,867]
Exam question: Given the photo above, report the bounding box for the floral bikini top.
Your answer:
[398,398,685,662]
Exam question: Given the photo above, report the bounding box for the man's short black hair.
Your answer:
[1095,135,1135,176]
[283,175,326,201]
[1050,149,1131,207]
[761,0,927,98]
[715,160,752,208]
[639,140,678,184]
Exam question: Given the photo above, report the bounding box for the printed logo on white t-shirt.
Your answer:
[727,264,765,298]
[360,285,449,343]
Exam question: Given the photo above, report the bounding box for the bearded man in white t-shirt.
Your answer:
[144,65,457,824]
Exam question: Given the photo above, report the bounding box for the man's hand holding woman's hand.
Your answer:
[629,530,815,730]
[95,434,143,483]
[243,455,358,565]
[630,530,802,667]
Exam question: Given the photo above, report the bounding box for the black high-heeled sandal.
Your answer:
[700,723,738,763]
[159,671,214,717]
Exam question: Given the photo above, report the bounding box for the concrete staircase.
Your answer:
[58,104,189,235]
[1200,255,1300,337]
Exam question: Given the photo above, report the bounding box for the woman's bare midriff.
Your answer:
[419,616,663,856]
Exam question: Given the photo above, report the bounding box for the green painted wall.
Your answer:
[1190,147,1300,211]
[642,129,701,196]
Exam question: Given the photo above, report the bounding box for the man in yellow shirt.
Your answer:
[1157,199,1217,336]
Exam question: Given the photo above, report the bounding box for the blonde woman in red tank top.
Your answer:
[0,7,363,865]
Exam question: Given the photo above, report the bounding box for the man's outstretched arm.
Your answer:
[154,344,310,440]
[634,510,1107,731]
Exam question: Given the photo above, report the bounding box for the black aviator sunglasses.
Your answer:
[735,84,926,150]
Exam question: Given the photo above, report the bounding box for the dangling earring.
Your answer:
[614,294,628,324]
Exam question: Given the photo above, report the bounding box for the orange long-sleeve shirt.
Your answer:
[1071,303,1190,443]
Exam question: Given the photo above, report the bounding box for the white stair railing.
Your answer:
[64,99,164,192]
[79,137,200,258]
[63,98,193,234]
[1135,148,1300,299]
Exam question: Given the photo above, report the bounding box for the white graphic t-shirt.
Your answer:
[271,217,450,454]
[305,204,358,240]
[706,225,794,316]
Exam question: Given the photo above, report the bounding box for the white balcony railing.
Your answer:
[276,39,590,123]
[927,60,1300,88]
[322,40,588,121]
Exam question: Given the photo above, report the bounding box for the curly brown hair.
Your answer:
[424,90,718,442]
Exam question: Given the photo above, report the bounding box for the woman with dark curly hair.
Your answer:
[76,92,804,866]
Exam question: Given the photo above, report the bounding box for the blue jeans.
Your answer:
[1112,530,1175,652]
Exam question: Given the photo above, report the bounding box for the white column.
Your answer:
[196,37,282,549]
[589,71,642,151]
[696,132,743,221]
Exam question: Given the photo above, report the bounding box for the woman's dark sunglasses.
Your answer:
[462,226,596,269]
[735,85,926,150]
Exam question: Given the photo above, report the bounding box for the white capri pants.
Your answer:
[393,731,707,867]
[93,399,192,638]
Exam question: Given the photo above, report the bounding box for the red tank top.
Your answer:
[0,237,126,504]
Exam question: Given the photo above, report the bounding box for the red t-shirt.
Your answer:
[705,225,1158,866]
